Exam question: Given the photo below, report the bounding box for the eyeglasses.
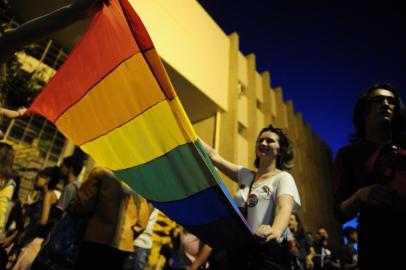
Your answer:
[368,95,396,105]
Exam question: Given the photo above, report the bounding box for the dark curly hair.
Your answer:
[351,83,405,145]
[254,125,293,170]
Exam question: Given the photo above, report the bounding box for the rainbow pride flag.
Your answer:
[29,0,254,248]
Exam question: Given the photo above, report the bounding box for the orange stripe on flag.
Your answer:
[144,48,177,100]
[55,53,166,145]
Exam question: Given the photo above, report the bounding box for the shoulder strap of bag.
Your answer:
[243,173,256,218]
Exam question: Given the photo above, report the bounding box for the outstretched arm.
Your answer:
[333,149,395,222]
[0,107,28,119]
[0,0,109,64]
[199,139,240,182]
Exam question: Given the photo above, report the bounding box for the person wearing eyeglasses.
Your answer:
[333,84,406,270]
[201,125,301,270]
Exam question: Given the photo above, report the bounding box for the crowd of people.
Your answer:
[0,144,361,270]
[0,0,405,269]
[0,149,152,269]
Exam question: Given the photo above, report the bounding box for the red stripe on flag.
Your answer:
[119,0,154,52]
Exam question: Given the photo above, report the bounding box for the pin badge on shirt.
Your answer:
[247,192,259,207]
[262,185,271,195]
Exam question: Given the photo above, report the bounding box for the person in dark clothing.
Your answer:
[56,155,84,212]
[312,227,341,270]
[287,213,314,270]
[13,167,62,270]
[341,226,358,270]
[333,84,406,269]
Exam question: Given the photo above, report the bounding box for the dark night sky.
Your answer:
[197,0,406,156]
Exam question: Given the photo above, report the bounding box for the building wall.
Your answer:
[130,0,230,111]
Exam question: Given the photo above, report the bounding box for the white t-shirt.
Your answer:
[235,167,301,233]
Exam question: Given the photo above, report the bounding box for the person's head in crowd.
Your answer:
[306,231,314,242]
[0,141,14,179]
[288,212,305,236]
[351,83,405,144]
[343,226,358,244]
[60,155,84,182]
[315,227,329,245]
[35,166,61,191]
[254,125,293,170]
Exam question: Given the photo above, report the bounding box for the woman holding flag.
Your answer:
[202,125,301,270]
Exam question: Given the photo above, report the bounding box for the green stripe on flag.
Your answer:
[115,142,217,202]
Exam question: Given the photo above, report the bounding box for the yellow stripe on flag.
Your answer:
[80,100,192,170]
[169,98,197,142]
[55,53,166,145]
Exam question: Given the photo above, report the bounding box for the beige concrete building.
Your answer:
[2,0,341,243]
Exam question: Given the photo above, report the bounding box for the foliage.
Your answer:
[0,54,45,108]
[0,3,46,108]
